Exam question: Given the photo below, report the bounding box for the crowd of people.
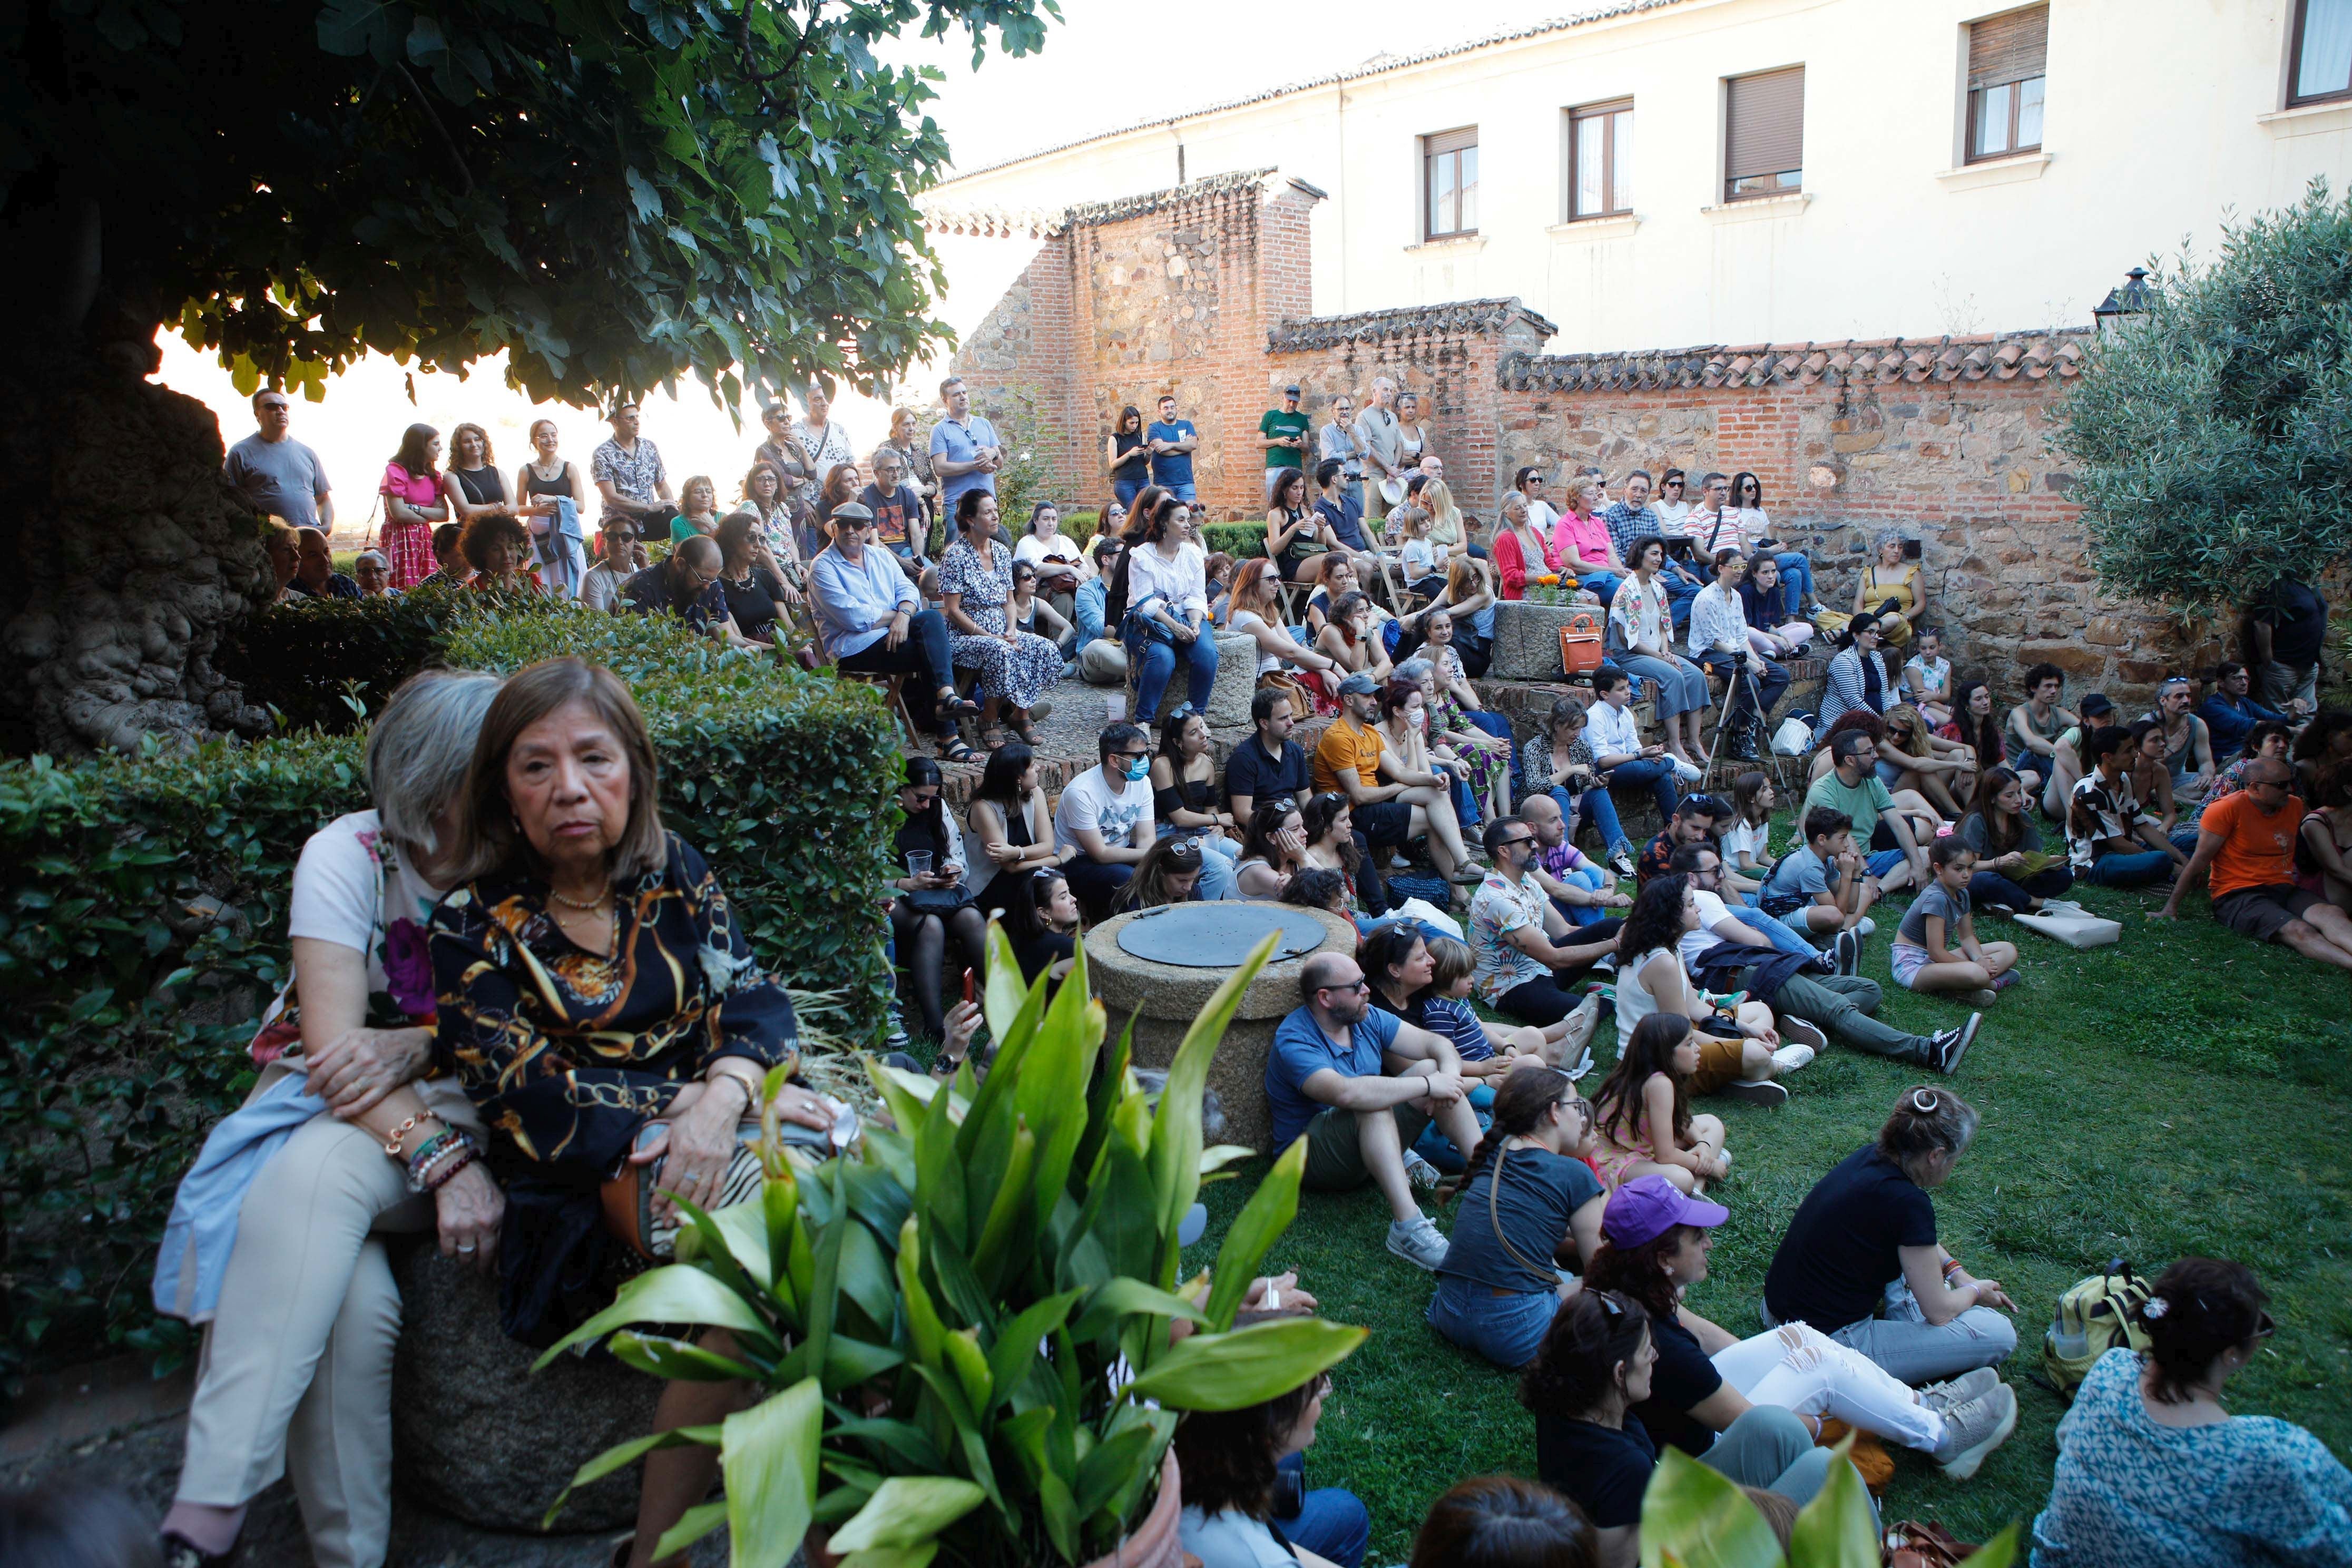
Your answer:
[198,377,2352,1568]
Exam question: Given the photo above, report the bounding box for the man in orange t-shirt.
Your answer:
[2158,757,2352,969]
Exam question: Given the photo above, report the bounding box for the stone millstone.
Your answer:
[1144,631,1257,729]
[1085,905,1356,1153]
[1489,601,1600,681]
[390,1243,665,1532]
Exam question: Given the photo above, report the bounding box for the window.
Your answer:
[1423,128,1479,240]
[1723,67,1803,200]
[1569,100,1633,218]
[1966,6,2047,160]
[2290,0,2352,105]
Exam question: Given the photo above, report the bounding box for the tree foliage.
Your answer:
[2055,179,2352,616]
[1,0,1059,404]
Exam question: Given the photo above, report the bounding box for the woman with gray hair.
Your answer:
[155,669,506,1568]
[1760,1085,2019,1387]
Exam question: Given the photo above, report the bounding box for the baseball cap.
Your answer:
[1283,384,1302,396]
[1338,672,1379,697]
[1602,1174,1729,1248]
[2081,693,2115,719]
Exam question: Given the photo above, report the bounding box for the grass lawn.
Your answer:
[1178,851,2352,1562]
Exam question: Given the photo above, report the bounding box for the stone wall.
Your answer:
[943,177,2205,703]
[1493,340,2208,702]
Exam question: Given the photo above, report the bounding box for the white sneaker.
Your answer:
[1403,1151,1442,1191]
[1932,1384,2019,1481]
[1723,1077,1789,1107]
[1390,852,1412,870]
[1921,1367,2002,1416]
[1670,757,1704,783]
[1386,1213,1451,1271]
[1770,1042,1817,1073]
[1856,916,1877,937]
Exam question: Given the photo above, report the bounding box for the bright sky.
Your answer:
[155,1,1557,539]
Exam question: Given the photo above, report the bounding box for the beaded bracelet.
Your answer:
[1942,1257,1966,1281]
[410,1132,478,1194]
[404,1129,461,1181]
[381,1111,443,1158]
[422,1145,479,1193]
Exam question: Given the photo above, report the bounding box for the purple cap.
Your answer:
[1601,1174,1729,1248]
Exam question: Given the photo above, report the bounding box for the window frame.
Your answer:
[1422,127,1479,241]
[1965,72,2045,160]
[1565,99,1634,220]
[1721,66,1805,203]
[2288,0,2352,106]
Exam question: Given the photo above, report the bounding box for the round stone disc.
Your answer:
[1114,902,1334,968]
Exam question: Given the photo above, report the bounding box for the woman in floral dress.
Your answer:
[938,489,1064,745]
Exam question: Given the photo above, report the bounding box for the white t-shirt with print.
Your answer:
[1053,767,1155,855]
[1722,817,1772,871]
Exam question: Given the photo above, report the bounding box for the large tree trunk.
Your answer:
[0,324,273,754]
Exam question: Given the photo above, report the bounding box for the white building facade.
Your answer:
[930,0,2352,349]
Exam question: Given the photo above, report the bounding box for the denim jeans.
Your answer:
[1195,834,1240,900]
[1713,1321,1944,1451]
[1701,1407,1851,1511]
[1551,863,1611,927]
[1544,786,1630,861]
[1132,630,1219,719]
[1661,569,1704,629]
[1767,1278,2020,1386]
[1731,891,1828,958]
[1427,1274,1561,1368]
[1603,757,1680,829]
[1969,865,2074,909]
[1578,569,1625,602]
[835,607,958,738]
[1775,551,1816,615]
[2085,849,2173,887]
[1112,477,1143,509]
[1269,1454,1369,1568]
[1064,857,1133,921]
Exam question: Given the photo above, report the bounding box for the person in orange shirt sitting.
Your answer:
[2158,756,2352,971]
[1313,672,1482,890]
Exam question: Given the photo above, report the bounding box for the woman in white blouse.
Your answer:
[1122,493,1219,738]
[1688,547,1794,762]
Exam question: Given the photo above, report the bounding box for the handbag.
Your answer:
[903,879,976,915]
[1886,1519,1979,1568]
[601,1104,851,1260]
[2016,909,2122,949]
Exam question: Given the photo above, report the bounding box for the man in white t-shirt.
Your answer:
[1671,842,1970,1073]
[1054,723,1158,919]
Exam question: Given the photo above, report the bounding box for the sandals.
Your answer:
[937,689,982,718]
[940,737,978,763]
[1012,722,1042,745]
[980,726,1008,749]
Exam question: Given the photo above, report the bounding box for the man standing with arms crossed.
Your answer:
[1260,384,1311,505]
[929,376,1004,518]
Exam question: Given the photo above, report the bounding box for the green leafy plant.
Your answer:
[1640,1440,2017,1568]
[540,927,1366,1565]
[0,611,899,1401]
[1200,523,1270,560]
[2055,178,2352,615]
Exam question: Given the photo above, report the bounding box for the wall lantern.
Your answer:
[2092,266,2153,334]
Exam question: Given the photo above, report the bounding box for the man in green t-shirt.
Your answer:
[1259,384,1312,504]
[1801,730,1932,893]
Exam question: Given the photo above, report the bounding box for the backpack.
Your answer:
[2043,1259,2154,1399]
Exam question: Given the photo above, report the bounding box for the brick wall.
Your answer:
[946,184,2202,703]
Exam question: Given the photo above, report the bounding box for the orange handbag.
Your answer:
[1559,611,1605,675]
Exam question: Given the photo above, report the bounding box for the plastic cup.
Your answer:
[905,850,934,877]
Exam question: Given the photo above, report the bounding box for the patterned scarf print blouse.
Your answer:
[429,832,797,1174]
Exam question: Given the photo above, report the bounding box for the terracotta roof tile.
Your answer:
[1267,298,1562,353]
[1498,329,2091,393]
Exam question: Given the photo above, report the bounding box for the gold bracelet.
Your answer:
[380,1111,444,1157]
[708,1066,762,1114]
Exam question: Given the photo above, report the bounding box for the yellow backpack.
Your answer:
[2043,1258,2154,1399]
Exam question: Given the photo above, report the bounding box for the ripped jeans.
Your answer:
[1712,1322,1944,1451]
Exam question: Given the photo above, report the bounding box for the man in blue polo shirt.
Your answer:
[1266,950,1481,1270]
[1146,394,1199,502]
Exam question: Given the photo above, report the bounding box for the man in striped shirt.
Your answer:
[1603,471,1705,628]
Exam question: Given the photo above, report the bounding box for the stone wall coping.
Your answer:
[1268,298,1562,354]
[1499,328,2090,393]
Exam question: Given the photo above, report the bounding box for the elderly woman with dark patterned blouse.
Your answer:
[427,656,830,1568]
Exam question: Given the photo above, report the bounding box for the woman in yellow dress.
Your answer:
[1854,532,1926,651]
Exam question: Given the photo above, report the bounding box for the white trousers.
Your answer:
[173,1069,482,1568]
[1711,1321,1945,1452]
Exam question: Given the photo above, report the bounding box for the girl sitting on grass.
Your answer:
[1890,839,2018,1007]
[1587,1014,1729,1194]
[1722,771,1778,886]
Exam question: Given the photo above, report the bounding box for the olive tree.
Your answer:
[2055,179,2352,619]
[0,0,1056,751]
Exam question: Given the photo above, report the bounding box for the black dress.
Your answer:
[454,466,509,508]
[719,565,787,642]
[1112,430,1149,488]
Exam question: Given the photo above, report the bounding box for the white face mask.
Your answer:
[1410,707,1428,731]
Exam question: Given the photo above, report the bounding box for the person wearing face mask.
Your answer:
[1053,723,1160,920]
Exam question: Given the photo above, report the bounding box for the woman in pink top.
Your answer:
[1549,477,1625,603]
[377,424,448,589]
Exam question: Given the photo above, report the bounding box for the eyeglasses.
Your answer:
[1317,979,1372,996]
[1493,835,1535,850]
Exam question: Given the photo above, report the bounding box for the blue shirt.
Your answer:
[1265,1004,1401,1149]
[1148,419,1197,488]
[1317,494,1371,553]
[929,415,1001,509]
[2199,692,2286,757]
[809,542,919,660]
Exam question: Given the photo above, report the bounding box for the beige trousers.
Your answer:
[173,1068,483,1568]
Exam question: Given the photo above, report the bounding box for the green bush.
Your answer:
[1201,522,1269,559]
[0,611,899,1397]
[216,585,569,731]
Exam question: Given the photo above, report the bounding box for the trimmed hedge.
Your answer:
[0,605,898,1394]
[1055,512,1270,561]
